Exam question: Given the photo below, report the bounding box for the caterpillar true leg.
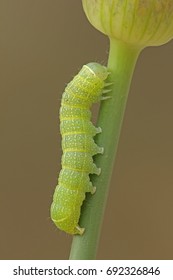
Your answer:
[102,88,112,94]
[101,95,112,101]
[105,82,113,87]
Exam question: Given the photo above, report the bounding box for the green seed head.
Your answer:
[82,0,173,48]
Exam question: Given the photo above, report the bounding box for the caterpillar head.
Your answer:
[85,62,108,81]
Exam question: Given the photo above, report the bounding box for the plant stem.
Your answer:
[69,38,142,260]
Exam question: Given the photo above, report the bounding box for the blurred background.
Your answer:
[0,0,173,260]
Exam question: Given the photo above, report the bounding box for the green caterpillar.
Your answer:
[50,62,110,235]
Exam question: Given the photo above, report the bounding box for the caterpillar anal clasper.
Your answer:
[50,62,110,235]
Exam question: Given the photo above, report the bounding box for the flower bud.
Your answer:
[82,0,173,48]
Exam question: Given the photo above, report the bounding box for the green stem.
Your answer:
[69,38,142,260]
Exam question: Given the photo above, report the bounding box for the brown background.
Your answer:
[0,0,173,260]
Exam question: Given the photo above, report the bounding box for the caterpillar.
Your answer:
[50,62,110,235]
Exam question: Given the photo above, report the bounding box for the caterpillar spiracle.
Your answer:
[50,62,110,235]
